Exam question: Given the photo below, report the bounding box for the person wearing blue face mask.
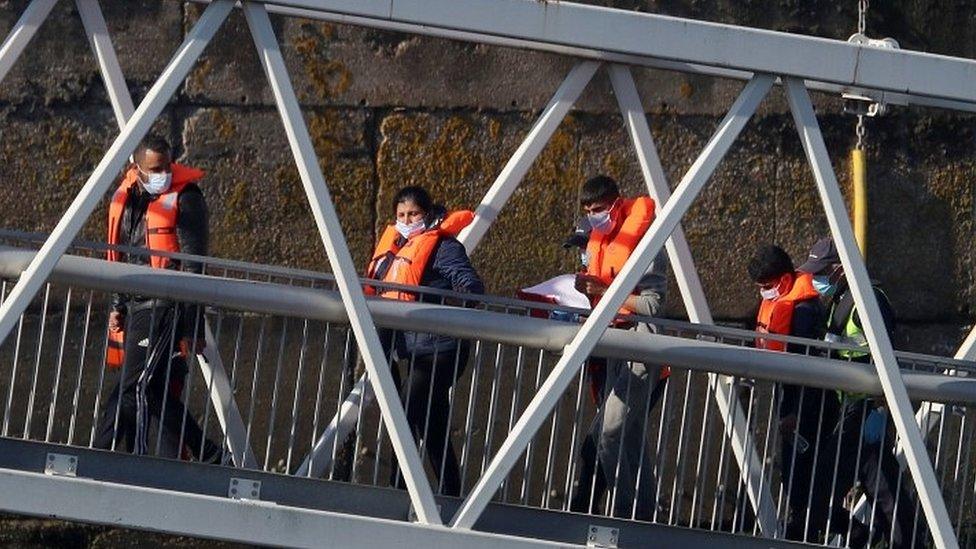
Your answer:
[797,237,919,549]
[365,185,484,497]
[96,134,221,464]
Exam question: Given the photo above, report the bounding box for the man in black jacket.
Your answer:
[95,134,219,462]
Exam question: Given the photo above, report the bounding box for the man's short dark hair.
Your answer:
[392,185,433,214]
[580,175,620,206]
[134,134,172,162]
[747,244,794,283]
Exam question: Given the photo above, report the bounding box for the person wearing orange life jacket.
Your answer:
[365,186,484,497]
[94,134,220,463]
[748,244,838,543]
[569,176,669,520]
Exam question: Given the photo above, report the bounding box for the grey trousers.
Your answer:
[576,357,667,519]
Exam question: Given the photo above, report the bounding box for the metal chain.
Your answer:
[855,0,868,149]
[857,0,868,35]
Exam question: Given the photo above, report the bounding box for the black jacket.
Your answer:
[110,183,208,338]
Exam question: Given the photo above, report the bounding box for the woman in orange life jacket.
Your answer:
[95,134,221,462]
[568,175,669,520]
[365,185,484,497]
[748,244,838,542]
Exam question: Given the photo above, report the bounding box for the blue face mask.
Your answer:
[395,218,425,239]
[812,275,836,297]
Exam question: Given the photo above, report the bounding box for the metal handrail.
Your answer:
[0,245,972,404]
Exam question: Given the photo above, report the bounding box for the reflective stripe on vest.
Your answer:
[755,272,820,352]
[105,163,204,368]
[365,210,474,302]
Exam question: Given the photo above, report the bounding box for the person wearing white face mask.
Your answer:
[365,185,484,496]
[96,134,221,464]
[569,175,669,520]
[747,244,836,542]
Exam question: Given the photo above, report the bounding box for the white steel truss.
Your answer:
[0,0,971,547]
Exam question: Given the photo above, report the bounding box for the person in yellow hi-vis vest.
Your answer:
[798,237,921,548]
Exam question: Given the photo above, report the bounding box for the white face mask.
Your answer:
[760,286,780,300]
[396,218,425,239]
[140,169,172,195]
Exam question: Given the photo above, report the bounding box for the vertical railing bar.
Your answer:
[285,319,311,473]
[199,310,224,459]
[335,327,354,480]
[263,317,290,471]
[243,315,268,465]
[67,289,94,446]
[24,283,51,439]
[459,339,485,492]
[519,348,546,505]
[438,344,465,496]
[87,301,114,447]
[563,363,587,512]
[668,364,696,525]
[541,354,561,509]
[607,359,637,518]
[176,304,204,460]
[630,363,663,520]
[45,286,73,442]
[753,383,779,537]
[800,391,828,543]
[710,377,740,531]
[501,345,525,502]
[221,307,245,463]
[732,380,757,533]
[687,373,710,527]
[152,302,183,456]
[480,343,505,475]
[307,321,332,478]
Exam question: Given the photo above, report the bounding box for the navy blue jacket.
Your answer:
[379,235,484,358]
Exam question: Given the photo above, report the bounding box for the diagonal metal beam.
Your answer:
[240,1,441,524]
[74,0,134,127]
[451,74,775,529]
[0,0,234,359]
[0,0,60,85]
[608,63,778,536]
[784,77,958,549]
[457,61,600,253]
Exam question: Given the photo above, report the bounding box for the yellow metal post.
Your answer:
[851,148,867,256]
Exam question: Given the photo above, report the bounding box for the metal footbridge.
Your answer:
[2,1,976,547]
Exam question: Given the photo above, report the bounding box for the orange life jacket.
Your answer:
[585,196,655,315]
[365,210,474,301]
[582,196,669,382]
[104,163,205,368]
[755,272,820,352]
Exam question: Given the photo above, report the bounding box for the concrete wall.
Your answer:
[1,0,975,341]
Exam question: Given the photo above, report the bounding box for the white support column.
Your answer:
[784,77,958,549]
[241,2,441,525]
[457,61,600,253]
[197,321,258,469]
[295,373,374,478]
[0,0,59,84]
[0,0,234,350]
[608,64,777,536]
[452,75,774,529]
[75,0,134,127]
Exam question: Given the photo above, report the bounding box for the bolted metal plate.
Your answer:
[44,453,78,477]
[228,477,261,500]
[586,525,619,548]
